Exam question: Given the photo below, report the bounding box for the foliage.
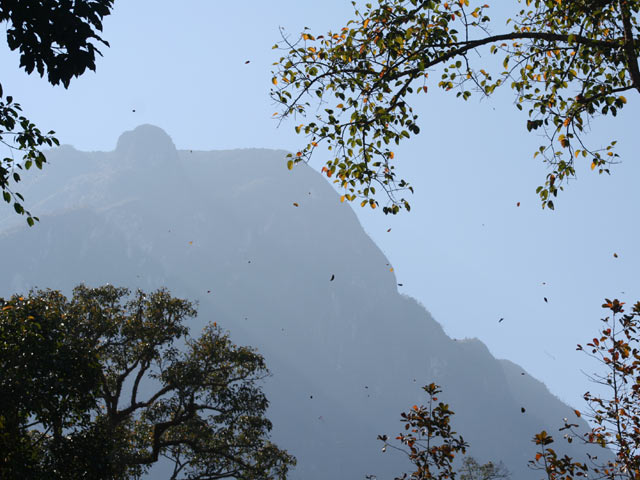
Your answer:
[458,457,510,480]
[378,383,507,479]
[529,299,640,479]
[0,285,294,480]
[0,0,114,224]
[271,0,640,213]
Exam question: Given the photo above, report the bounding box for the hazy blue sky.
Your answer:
[1,1,638,408]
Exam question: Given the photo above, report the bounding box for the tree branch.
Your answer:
[618,0,640,92]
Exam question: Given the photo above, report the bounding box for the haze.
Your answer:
[1,1,638,478]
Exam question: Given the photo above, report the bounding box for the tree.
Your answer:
[378,383,509,480]
[0,285,294,479]
[529,298,640,479]
[458,458,510,480]
[271,0,639,213]
[0,0,114,224]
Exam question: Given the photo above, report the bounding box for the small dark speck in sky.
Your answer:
[498,317,504,323]
[330,274,335,281]
[544,297,548,303]
[132,109,136,112]
[398,283,403,286]
[387,228,391,232]
[310,395,313,399]
[521,407,526,413]
[245,60,250,64]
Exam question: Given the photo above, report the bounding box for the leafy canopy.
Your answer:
[0,0,114,224]
[0,285,294,480]
[272,0,639,213]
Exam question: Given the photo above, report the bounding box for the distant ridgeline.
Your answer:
[0,125,602,479]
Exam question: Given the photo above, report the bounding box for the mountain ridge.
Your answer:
[0,125,603,479]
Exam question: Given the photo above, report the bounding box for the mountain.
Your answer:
[0,125,602,479]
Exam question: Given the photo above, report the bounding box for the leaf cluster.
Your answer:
[0,87,59,225]
[0,0,114,87]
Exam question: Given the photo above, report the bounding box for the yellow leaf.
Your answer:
[340,195,346,203]
[591,162,596,170]
[336,103,344,109]
[390,267,394,272]
[620,96,627,104]
[287,160,294,170]
[363,18,370,28]
[389,151,395,159]
[272,77,278,85]
[361,200,367,207]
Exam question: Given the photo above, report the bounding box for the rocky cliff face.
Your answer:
[0,125,601,479]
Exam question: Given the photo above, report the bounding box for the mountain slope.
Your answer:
[0,125,602,479]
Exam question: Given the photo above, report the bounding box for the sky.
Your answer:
[1,1,638,409]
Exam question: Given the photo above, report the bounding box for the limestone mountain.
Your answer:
[0,125,601,479]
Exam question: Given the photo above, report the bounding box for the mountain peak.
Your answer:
[115,124,178,166]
